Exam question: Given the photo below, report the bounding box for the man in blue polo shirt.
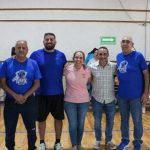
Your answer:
[0,40,41,150]
[30,33,67,150]
[116,36,149,150]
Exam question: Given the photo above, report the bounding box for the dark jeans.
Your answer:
[118,97,143,145]
[92,97,116,143]
[4,96,37,150]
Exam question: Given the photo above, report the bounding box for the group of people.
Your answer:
[0,33,149,150]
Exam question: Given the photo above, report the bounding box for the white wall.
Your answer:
[0,0,148,9]
[0,0,149,61]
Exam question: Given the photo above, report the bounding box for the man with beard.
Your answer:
[30,33,67,150]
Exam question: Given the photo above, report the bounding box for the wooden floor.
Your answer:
[0,103,150,150]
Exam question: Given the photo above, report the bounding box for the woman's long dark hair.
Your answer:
[88,48,98,54]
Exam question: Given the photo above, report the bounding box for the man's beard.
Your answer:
[44,43,55,51]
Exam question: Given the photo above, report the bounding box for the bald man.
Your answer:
[116,36,149,150]
[0,40,41,150]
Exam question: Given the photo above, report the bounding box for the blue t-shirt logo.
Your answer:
[12,70,27,85]
[118,60,128,73]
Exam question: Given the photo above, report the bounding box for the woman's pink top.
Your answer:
[64,64,91,103]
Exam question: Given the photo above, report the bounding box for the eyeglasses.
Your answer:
[121,40,131,44]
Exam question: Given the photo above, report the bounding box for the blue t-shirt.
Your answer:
[85,53,95,64]
[116,51,148,99]
[30,49,67,95]
[0,58,41,97]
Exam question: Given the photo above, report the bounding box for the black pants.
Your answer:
[4,96,37,150]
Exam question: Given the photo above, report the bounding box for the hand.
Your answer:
[64,62,72,68]
[114,77,119,85]
[23,94,28,101]
[13,94,26,104]
[141,93,149,105]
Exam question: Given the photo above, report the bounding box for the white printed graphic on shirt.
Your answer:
[118,60,128,73]
[12,70,27,85]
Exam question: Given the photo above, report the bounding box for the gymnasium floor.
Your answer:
[0,103,150,150]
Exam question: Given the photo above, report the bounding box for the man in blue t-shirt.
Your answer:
[116,36,149,150]
[30,33,67,150]
[0,40,41,150]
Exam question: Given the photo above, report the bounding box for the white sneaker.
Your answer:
[93,141,101,149]
[106,141,117,150]
[72,146,77,150]
[38,143,46,150]
[54,143,63,150]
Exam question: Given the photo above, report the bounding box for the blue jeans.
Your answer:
[4,96,37,150]
[64,101,89,146]
[118,97,143,145]
[92,97,116,143]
